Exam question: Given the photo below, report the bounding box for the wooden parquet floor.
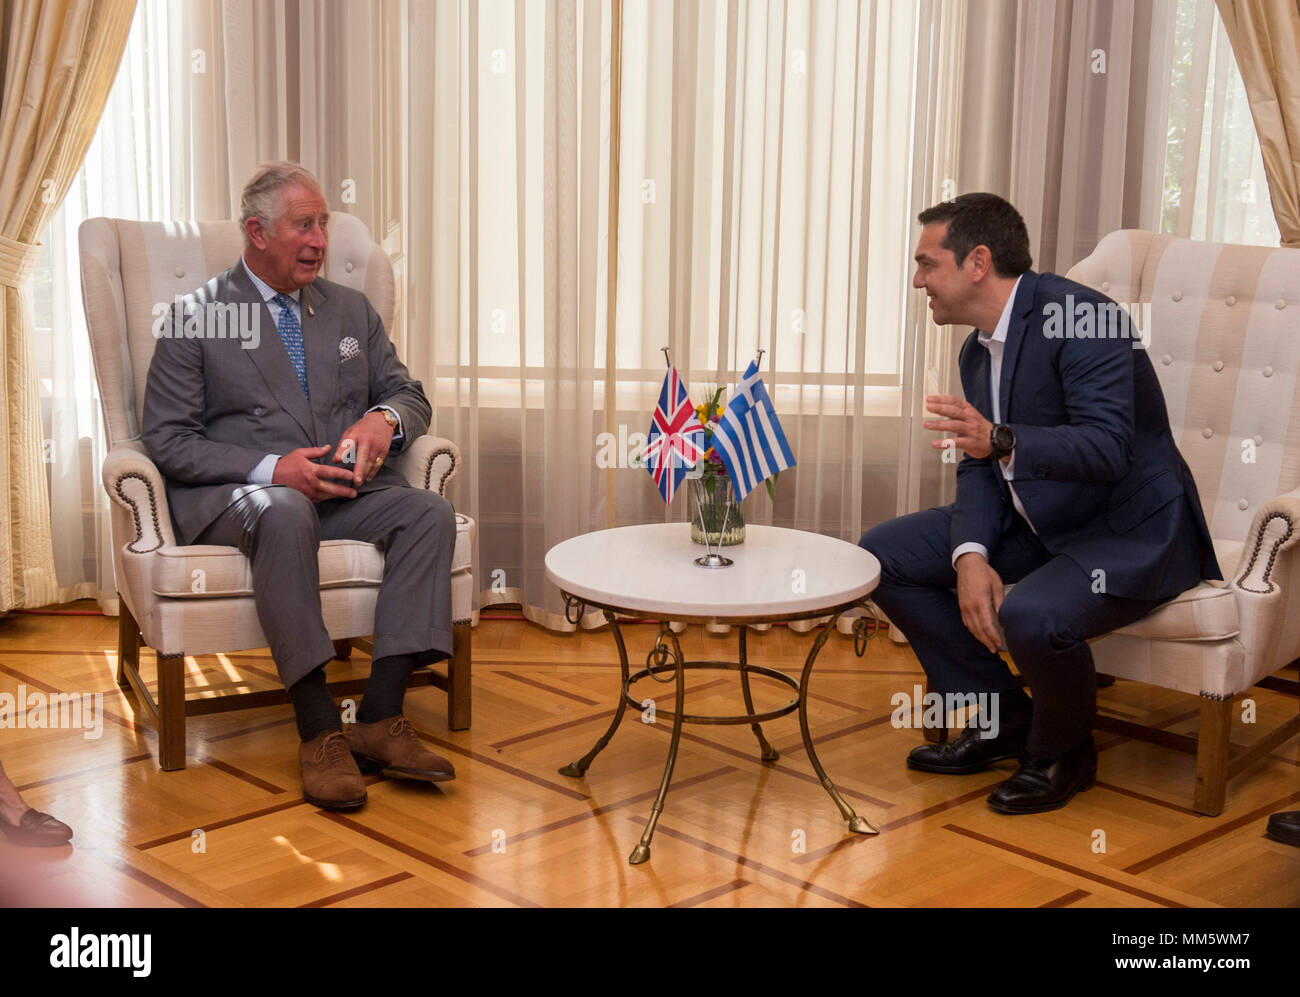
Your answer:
[1,605,1298,907]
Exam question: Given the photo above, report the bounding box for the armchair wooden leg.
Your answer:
[157,652,187,771]
[331,638,353,660]
[1194,695,1234,817]
[447,622,472,731]
[117,597,140,689]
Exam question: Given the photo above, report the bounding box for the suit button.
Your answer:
[1238,499,1249,510]
[253,406,265,416]
[1202,427,1213,439]
[1213,360,1224,372]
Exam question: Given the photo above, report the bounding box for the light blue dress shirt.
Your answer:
[240,258,403,485]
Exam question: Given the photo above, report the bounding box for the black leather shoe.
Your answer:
[906,722,1030,775]
[987,738,1097,814]
[1265,811,1300,848]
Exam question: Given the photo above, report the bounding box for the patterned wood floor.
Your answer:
[1,604,1298,907]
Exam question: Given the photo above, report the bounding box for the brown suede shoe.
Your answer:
[345,716,456,783]
[299,730,368,809]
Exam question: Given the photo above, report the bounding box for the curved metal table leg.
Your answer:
[629,627,687,864]
[559,610,631,777]
[798,614,879,835]
[738,627,779,762]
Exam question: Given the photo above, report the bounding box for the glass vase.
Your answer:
[690,476,746,546]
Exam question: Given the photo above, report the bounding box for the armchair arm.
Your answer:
[392,434,462,496]
[102,443,176,552]
[1235,488,1300,594]
[1230,486,1300,684]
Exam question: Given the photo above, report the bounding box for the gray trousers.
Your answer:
[197,484,456,688]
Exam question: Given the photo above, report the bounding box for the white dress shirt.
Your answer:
[951,275,1036,567]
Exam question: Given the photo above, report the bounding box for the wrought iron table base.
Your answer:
[558,599,879,865]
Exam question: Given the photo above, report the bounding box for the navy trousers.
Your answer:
[860,505,1161,757]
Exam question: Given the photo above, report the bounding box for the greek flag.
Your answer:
[711,360,795,501]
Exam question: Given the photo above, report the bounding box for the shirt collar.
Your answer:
[977,274,1023,346]
[241,257,300,305]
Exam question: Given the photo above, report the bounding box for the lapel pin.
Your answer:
[307,304,315,317]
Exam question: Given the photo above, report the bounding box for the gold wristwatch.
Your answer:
[378,409,399,431]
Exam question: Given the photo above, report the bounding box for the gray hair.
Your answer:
[239,162,323,244]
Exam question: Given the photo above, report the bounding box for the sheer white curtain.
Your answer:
[35,0,1278,622]
[404,0,613,630]
[402,0,936,630]
[1163,0,1280,245]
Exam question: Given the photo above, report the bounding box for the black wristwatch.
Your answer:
[989,423,1016,461]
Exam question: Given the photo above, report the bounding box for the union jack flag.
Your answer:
[643,363,706,504]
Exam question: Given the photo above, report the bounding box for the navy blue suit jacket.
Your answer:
[951,271,1221,601]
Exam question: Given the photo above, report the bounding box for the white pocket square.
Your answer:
[339,336,361,362]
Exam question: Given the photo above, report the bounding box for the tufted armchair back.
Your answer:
[77,213,395,449]
[1068,231,1300,555]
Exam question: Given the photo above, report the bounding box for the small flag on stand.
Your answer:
[710,359,796,501]
[643,363,707,504]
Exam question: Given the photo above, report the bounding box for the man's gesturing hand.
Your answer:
[955,552,1006,654]
[274,445,359,502]
[333,410,395,486]
[925,394,993,460]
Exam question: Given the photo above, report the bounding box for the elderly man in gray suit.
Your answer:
[143,162,457,810]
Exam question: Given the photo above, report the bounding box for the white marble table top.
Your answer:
[545,523,880,623]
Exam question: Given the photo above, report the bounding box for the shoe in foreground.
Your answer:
[346,715,456,782]
[0,808,73,847]
[1265,810,1300,848]
[987,738,1097,815]
[299,729,368,809]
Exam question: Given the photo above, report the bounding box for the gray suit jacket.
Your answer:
[142,261,431,544]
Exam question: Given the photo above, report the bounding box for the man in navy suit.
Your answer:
[860,193,1220,814]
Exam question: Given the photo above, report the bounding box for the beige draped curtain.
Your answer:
[1216,0,1300,246]
[0,0,134,611]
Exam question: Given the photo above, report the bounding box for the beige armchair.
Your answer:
[1066,230,1300,815]
[79,214,475,770]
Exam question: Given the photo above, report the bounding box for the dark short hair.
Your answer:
[917,192,1032,278]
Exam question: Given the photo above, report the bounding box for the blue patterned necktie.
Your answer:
[273,293,310,398]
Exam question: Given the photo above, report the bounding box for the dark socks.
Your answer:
[357,653,418,724]
[289,664,341,742]
[999,686,1035,729]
